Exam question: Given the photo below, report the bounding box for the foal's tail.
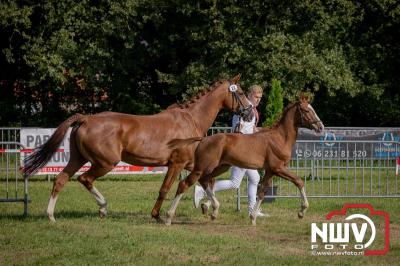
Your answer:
[168,137,203,149]
[23,114,87,177]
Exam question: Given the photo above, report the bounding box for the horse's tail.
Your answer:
[168,137,203,149]
[23,114,87,177]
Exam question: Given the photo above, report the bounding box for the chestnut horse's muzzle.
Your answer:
[311,121,324,133]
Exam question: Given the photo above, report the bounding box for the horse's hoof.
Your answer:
[153,216,165,224]
[298,211,304,219]
[201,203,209,215]
[99,208,107,218]
[249,214,257,226]
[48,215,56,222]
[210,214,217,220]
[165,218,172,226]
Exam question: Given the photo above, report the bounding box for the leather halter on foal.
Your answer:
[228,81,253,122]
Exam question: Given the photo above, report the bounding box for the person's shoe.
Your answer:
[194,185,204,208]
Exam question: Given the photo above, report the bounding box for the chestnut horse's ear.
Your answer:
[232,73,241,83]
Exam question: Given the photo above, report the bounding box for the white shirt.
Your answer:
[231,109,257,134]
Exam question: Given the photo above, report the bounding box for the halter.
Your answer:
[228,80,253,121]
[296,102,321,127]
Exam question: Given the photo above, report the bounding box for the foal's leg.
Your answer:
[165,170,202,225]
[151,163,185,222]
[77,164,114,218]
[199,164,230,220]
[250,171,273,226]
[200,177,216,215]
[47,159,86,222]
[274,167,309,219]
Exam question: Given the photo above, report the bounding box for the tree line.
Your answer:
[1,0,399,127]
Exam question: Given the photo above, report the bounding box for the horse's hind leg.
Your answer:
[47,158,86,222]
[77,164,114,218]
[165,170,202,225]
[151,162,185,222]
[199,164,230,220]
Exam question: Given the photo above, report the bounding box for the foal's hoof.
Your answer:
[210,214,217,221]
[99,208,108,218]
[201,203,209,215]
[249,213,257,226]
[298,211,304,219]
[165,211,174,226]
[48,215,56,223]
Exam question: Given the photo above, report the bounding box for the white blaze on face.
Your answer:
[307,104,323,129]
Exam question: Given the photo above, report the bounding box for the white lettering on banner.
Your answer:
[21,128,167,175]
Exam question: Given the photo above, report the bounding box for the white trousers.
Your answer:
[212,166,260,213]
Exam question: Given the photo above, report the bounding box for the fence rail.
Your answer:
[0,140,28,216]
[236,139,400,210]
[1,127,399,214]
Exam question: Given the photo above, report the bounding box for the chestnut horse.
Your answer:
[165,95,324,225]
[23,75,253,222]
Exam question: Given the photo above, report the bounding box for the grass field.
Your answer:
[0,174,399,265]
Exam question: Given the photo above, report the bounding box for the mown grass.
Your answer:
[0,174,399,265]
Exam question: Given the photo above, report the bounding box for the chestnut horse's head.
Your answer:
[220,74,254,121]
[297,94,324,133]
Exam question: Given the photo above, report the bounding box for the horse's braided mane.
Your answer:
[258,101,299,132]
[167,79,225,109]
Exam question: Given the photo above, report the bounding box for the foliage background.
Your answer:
[1,0,399,127]
[263,78,283,127]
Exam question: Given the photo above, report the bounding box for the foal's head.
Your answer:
[218,74,254,121]
[296,95,324,133]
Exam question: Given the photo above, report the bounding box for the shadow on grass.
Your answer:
[0,210,165,223]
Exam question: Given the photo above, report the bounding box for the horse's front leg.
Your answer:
[152,163,185,223]
[298,186,309,218]
[274,166,309,219]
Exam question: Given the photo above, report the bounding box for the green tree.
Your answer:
[263,79,283,127]
[0,0,399,127]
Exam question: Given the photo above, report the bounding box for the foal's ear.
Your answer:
[232,73,241,83]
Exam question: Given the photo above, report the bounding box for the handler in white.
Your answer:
[194,85,267,217]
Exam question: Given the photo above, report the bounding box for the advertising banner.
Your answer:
[294,128,400,159]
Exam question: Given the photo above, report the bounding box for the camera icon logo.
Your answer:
[311,203,390,256]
